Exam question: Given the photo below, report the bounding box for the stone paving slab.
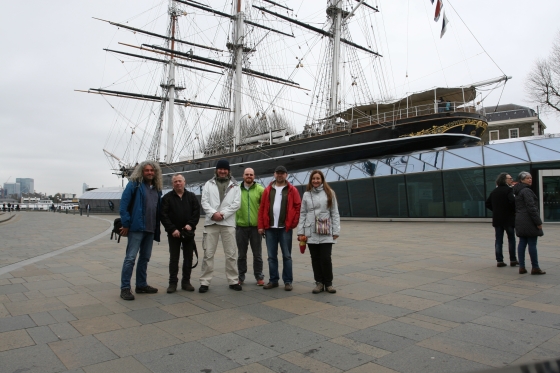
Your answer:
[1,213,560,372]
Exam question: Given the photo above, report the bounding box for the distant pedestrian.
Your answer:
[2,204,5,212]
[161,174,200,293]
[258,165,301,291]
[297,170,340,294]
[119,161,163,300]
[236,168,265,286]
[485,172,518,267]
[513,171,545,275]
[7,203,11,212]
[199,159,242,293]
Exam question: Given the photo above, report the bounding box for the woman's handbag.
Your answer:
[310,193,331,235]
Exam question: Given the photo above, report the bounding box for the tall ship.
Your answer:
[81,0,509,186]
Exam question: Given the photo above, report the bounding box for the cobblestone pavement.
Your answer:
[0,212,559,373]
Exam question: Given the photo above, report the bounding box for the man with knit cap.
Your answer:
[199,159,242,293]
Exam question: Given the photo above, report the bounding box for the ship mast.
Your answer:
[328,0,343,119]
[232,0,244,152]
[166,0,178,163]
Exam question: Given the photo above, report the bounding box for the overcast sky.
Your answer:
[1,0,559,196]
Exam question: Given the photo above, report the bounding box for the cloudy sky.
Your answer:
[1,0,559,196]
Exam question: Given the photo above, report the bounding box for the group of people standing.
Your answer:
[485,171,546,275]
[118,159,340,301]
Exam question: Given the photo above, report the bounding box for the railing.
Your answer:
[319,102,478,134]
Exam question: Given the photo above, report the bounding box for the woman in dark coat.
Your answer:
[513,171,545,275]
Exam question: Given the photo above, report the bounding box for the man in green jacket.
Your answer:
[236,168,265,285]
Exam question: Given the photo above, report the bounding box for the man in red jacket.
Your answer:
[258,165,301,291]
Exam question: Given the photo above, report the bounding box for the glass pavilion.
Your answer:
[187,136,560,222]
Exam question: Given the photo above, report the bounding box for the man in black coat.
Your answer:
[161,174,201,293]
[485,172,518,267]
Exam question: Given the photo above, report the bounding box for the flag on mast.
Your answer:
[440,12,449,38]
[434,0,443,22]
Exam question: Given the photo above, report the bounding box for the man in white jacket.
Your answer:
[199,159,242,293]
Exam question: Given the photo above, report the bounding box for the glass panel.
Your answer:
[486,142,529,162]
[324,168,341,182]
[406,172,444,217]
[483,147,528,166]
[258,176,274,187]
[525,142,560,162]
[543,176,560,222]
[375,175,408,217]
[331,164,352,180]
[447,147,483,166]
[326,166,349,182]
[406,155,440,174]
[347,163,373,180]
[329,181,351,217]
[295,185,306,199]
[443,169,486,217]
[374,157,407,176]
[347,178,377,217]
[291,170,310,186]
[417,151,443,170]
[527,137,560,152]
[442,151,481,170]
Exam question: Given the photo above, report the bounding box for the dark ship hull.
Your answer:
[159,111,486,184]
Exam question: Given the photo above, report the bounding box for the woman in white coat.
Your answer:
[297,170,340,294]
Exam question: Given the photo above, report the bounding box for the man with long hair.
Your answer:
[258,165,301,291]
[119,161,163,300]
[199,160,242,293]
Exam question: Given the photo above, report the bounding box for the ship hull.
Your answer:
[160,112,486,184]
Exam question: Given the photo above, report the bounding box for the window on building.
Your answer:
[489,130,499,141]
[509,128,519,138]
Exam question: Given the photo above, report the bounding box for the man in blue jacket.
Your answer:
[119,161,163,300]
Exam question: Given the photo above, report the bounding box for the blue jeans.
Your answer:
[494,226,516,262]
[265,228,293,284]
[517,236,539,269]
[121,231,154,289]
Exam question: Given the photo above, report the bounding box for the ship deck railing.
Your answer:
[326,102,478,133]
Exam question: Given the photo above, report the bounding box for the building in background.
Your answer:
[15,178,34,194]
[82,183,89,193]
[480,104,546,143]
[3,182,21,199]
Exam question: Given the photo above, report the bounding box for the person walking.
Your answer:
[297,170,340,294]
[161,174,201,293]
[199,159,242,293]
[119,161,163,300]
[236,168,265,286]
[513,171,545,275]
[258,165,301,291]
[485,172,518,267]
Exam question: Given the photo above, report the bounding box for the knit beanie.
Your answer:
[216,159,230,170]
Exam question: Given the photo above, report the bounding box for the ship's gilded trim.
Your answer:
[399,118,487,138]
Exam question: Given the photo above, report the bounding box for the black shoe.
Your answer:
[167,283,177,294]
[199,285,209,293]
[135,285,158,294]
[229,284,242,291]
[510,261,519,267]
[181,282,195,292]
[497,262,507,268]
[120,288,135,300]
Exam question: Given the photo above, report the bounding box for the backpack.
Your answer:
[111,183,139,243]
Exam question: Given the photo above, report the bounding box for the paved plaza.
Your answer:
[0,211,559,373]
